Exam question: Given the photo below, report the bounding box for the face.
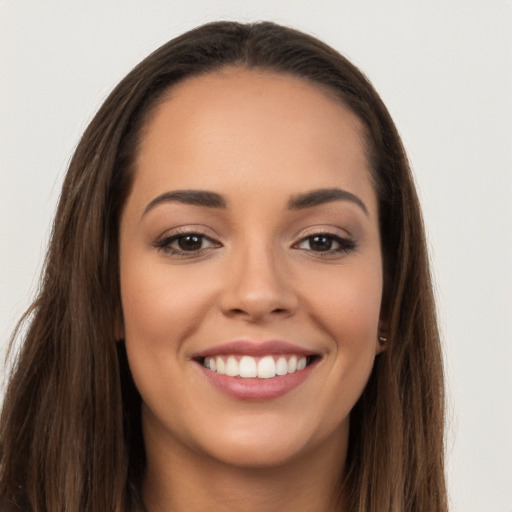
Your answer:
[119,69,384,470]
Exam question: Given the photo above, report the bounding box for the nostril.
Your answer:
[229,307,288,316]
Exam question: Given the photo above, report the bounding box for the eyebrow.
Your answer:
[287,188,369,216]
[142,187,368,217]
[143,190,227,216]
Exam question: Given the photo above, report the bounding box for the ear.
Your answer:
[376,319,388,354]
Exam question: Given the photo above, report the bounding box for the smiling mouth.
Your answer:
[197,354,319,379]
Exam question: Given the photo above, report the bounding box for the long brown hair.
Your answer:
[0,21,447,512]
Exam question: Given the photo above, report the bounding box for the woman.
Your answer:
[0,21,447,512]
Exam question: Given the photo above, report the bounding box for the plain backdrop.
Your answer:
[1,1,511,511]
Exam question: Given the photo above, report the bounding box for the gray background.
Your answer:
[1,1,511,510]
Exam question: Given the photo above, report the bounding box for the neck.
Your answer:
[141,424,348,512]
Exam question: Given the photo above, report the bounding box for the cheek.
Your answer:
[303,260,383,343]
[302,259,382,396]
[119,261,212,400]
[119,264,215,415]
[120,262,214,346]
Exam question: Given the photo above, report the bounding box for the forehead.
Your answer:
[131,68,375,214]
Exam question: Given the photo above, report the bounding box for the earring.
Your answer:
[378,336,387,343]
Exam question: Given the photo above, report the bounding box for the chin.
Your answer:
[205,437,305,469]
[187,412,349,471]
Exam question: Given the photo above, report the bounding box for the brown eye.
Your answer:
[155,232,221,255]
[295,233,356,254]
[308,235,333,252]
[177,234,204,251]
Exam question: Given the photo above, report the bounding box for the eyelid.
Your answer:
[152,225,223,256]
[154,224,221,241]
[291,225,357,255]
[291,224,353,242]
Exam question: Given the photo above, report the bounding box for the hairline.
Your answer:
[129,63,379,212]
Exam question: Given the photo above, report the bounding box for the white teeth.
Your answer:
[239,355,258,378]
[216,356,225,375]
[297,357,307,371]
[276,356,288,376]
[225,356,239,377]
[203,354,313,378]
[257,356,276,379]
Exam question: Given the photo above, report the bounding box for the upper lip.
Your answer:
[191,340,317,359]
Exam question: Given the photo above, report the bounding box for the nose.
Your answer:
[219,243,299,323]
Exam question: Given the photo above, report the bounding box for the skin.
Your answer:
[119,68,384,512]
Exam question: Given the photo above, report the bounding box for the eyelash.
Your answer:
[153,230,221,256]
[153,230,357,257]
[293,232,356,255]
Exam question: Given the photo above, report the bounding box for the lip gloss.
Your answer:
[197,361,316,400]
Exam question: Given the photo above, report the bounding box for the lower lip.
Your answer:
[197,362,315,401]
